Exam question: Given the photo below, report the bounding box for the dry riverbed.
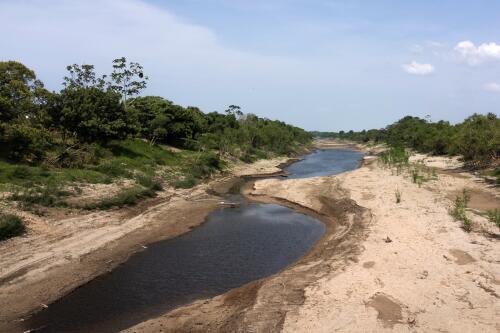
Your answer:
[2,145,499,333]
[124,147,499,333]
[0,156,291,332]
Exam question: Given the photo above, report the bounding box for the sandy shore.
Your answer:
[124,146,499,333]
[0,156,291,332]
[2,144,498,332]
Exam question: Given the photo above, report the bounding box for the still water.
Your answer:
[26,149,362,333]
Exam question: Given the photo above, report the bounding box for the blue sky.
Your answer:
[1,0,499,131]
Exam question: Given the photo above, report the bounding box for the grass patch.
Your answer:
[83,185,157,210]
[9,178,70,209]
[486,209,500,228]
[0,213,25,241]
[379,146,409,169]
[2,139,226,208]
[450,188,471,232]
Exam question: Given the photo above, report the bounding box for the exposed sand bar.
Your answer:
[124,144,499,333]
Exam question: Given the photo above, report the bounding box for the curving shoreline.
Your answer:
[0,155,297,332]
[121,149,372,333]
[4,141,498,333]
[122,142,499,333]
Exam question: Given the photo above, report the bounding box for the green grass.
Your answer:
[82,185,157,210]
[379,146,409,168]
[2,139,226,210]
[450,188,472,232]
[486,209,500,228]
[0,213,25,241]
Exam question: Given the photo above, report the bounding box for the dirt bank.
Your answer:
[280,156,499,332]
[0,156,291,332]
[124,148,499,333]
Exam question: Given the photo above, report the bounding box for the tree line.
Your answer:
[0,59,311,166]
[312,114,500,168]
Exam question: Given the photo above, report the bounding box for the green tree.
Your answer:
[0,61,48,122]
[110,57,148,103]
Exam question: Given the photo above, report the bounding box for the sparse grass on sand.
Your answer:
[450,188,471,232]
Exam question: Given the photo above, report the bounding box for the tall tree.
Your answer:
[110,57,148,103]
[0,61,48,122]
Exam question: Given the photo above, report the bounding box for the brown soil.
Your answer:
[447,188,500,212]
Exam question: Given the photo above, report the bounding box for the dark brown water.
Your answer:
[25,149,362,333]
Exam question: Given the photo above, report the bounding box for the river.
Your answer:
[25,149,363,333]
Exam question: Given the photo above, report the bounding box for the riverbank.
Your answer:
[0,155,294,332]
[123,143,499,333]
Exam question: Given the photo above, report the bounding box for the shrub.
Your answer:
[9,178,69,208]
[83,186,156,210]
[0,214,25,241]
[0,123,51,163]
[93,160,131,178]
[486,209,500,228]
[135,174,163,191]
[172,176,197,189]
[450,189,471,232]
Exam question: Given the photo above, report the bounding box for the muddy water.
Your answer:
[26,149,362,333]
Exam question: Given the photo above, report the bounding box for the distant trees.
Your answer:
[0,59,311,165]
[316,113,500,168]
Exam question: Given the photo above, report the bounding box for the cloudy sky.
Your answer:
[1,0,499,131]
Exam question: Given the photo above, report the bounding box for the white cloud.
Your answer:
[484,82,500,93]
[454,40,500,65]
[402,61,435,75]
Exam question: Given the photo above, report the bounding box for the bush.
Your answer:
[93,160,131,178]
[379,146,409,167]
[486,209,500,228]
[9,178,69,208]
[0,123,51,163]
[0,214,25,241]
[450,189,471,232]
[172,176,197,189]
[135,174,163,191]
[83,185,156,210]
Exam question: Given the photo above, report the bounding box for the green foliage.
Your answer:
[83,185,157,210]
[379,146,409,169]
[0,213,25,241]
[0,59,311,209]
[453,113,500,167]
[450,189,471,232]
[110,57,148,103]
[50,86,134,144]
[316,113,499,168]
[486,209,500,228]
[0,123,52,162]
[0,61,48,122]
[10,178,70,208]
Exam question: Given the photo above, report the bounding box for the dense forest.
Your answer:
[0,59,311,165]
[312,114,500,169]
[0,58,311,234]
